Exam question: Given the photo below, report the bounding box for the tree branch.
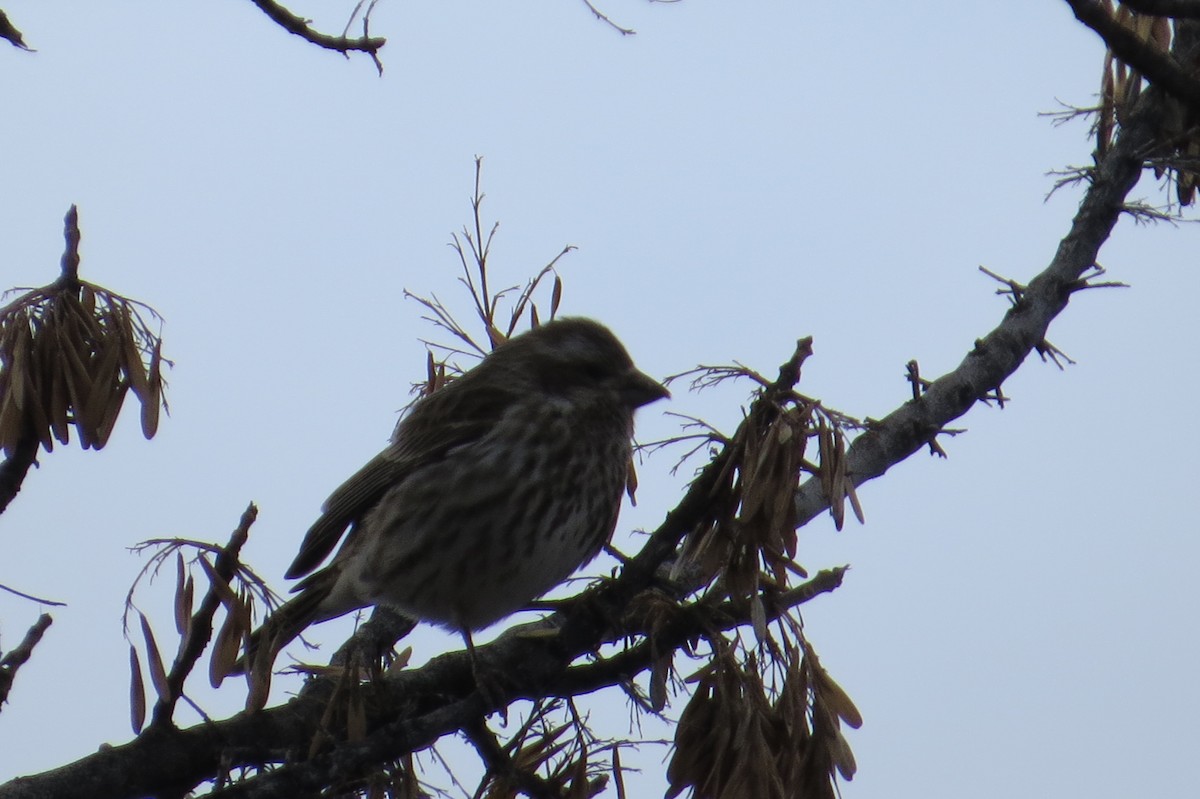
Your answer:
[0,9,31,51]
[0,615,53,711]
[0,433,39,516]
[794,71,1168,526]
[1064,0,1200,108]
[150,504,258,729]
[207,569,848,799]
[0,529,838,799]
[247,0,386,70]
[1119,0,1200,18]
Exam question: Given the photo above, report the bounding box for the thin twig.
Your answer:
[247,0,386,71]
[0,614,53,709]
[0,581,66,606]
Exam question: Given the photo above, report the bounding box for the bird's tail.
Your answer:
[225,568,339,707]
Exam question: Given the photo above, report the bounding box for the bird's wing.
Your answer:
[284,378,513,579]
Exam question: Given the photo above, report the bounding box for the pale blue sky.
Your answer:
[2,2,1198,797]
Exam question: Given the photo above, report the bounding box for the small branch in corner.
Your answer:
[0,614,53,710]
[0,9,32,51]
[247,0,386,73]
[580,0,636,35]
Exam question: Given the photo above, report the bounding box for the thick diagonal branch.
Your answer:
[794,85,1165,526]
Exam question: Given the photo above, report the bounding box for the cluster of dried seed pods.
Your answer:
[672,340,862,609]
[1097,4,1200,204]
[0,206,166,457]
[667,643,861,799]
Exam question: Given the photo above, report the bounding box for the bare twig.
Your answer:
[0,614,53,709]
[247,0,386,72]
[151,504,258,728]
[579,0,636,35]
[0,9,31,51]
[793,70,1170,527]
[0,582,65,606]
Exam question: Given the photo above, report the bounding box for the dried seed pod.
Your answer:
[141,340,162,439]
[0,207,168,457]
[81,340,123,449]
[129,645,146,734]
[0,392,21,455]
[816,670,863,730]
[550,274,563,317]
[138,612,170,701]
[210,605,244,689]
[173,554,192,636]
[120,305,150,402]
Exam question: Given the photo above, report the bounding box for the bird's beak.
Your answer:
[621,369,670,408]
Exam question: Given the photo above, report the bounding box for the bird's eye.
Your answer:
[581,361,609,381]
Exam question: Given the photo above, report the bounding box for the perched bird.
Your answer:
[244,317,668,676]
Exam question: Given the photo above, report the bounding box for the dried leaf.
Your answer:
[385,645,413,673]
[550,274,563,318]
[485,323,506,350]
[0,393,20,455]
[197,554,240,610]
[93,381,128,449]
[625,455,639,504]
[817,671,863,729]
[81,337,123,447]
[666,678,718,798]
[9,328,30,411]
[44,337,70,445]
[141,340,161,438]
[129,645,146,734]
[650,654,671,712]
[750,594,767,645]
[59,341,94,447]
[173,554,191,635]
[512,724,571,772]
[209,607,243,689]
[846,479,865,525]
[829,727,857,780]
[119,306,150,402]
[138,612,170,701]
[246,635,274,711]
[566,753,590,799]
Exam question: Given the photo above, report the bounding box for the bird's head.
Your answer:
[488,317,669,409]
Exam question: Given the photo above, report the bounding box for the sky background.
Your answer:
[2,1,1198,797]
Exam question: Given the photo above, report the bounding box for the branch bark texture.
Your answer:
[794,84,1166,526]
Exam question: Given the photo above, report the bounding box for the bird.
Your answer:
[242,317,668,680]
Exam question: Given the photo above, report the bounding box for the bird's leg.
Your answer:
[460,629,510,721]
